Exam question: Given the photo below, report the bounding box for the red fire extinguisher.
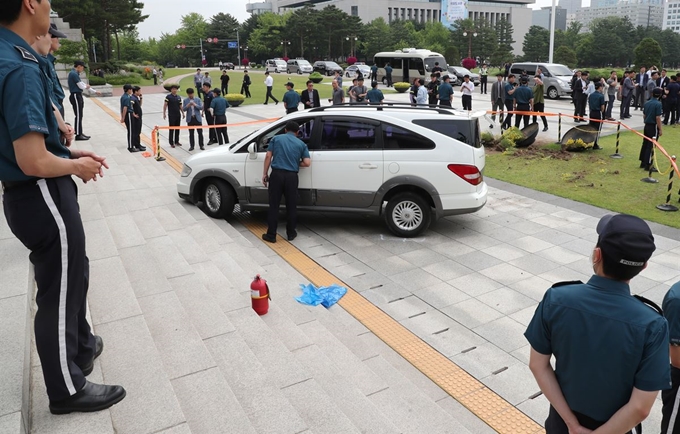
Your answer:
[251,274,270,315]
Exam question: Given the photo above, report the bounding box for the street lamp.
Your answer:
[462,30,477,59]
[281,40,291,58]
[345,36,358,58]
[233,28,241,68]
[240,45,249,64]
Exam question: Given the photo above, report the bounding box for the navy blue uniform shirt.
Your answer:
[67,68,82,93]
[438,82,454,100]
[210,96,229,116]
[664,282,680,346]
[644,98,663,124]
[282,89,300,109]
[0,28,68,182]
[504,82,515,101]
[165,93,182,117]
[589,92,605,111]
[46,53,65,108]
[514,86,533,104]
[120,93,132,113]
[525,275,670,422]
[268,133,310,172]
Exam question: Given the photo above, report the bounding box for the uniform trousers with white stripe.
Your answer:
[3,177,95,401]
[124,112,134,151]
[662,365,680,434]
[69,92,84,136]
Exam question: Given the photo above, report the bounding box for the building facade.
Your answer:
[248,0,534,54]
[663,0,680,31]
[532,6,567,31]
[558,0,581,15]
[574,0,664,32]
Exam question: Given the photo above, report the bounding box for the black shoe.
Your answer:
[189,147,194,151]
[650,167,659,173]
[75,135,90,141]
[262,234,276,243]
[80,336,103,377]
[287,232,297,241]
[135,146,146,152]
[207,141,216,146]
[200,146,205,150]
[593,145,602,150]
[275,101,279,105]
[128,147,140,153]
[489,124,494,129]
[263,103,268,105]
[49,381,126,415]
[542,127,548,132]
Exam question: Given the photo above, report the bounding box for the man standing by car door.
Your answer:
[261,121,311,243]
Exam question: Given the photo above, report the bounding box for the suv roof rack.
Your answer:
[308,103,474,116]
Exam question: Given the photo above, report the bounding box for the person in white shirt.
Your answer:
[461,75,475,111]
[263,71,279,105]
[415,79,428,106]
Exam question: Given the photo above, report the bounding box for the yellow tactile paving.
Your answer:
[92,99,544,433]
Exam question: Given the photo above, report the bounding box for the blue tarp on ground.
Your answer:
[295,283,348,308]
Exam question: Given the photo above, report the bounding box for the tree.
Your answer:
[204,13,240,65]
[522,25,549,61]
[389,20,420,51]
[174,13,208,66]
[495,18,514,66]
[418,21,450,55]
[589,16,636,66]
[444,45,460,65]
[286,6,320,59]
[634,38,662,69]
[56,39,88,66]
[363,18,391,58]
[247,12,287,60]
[554,45,577,68]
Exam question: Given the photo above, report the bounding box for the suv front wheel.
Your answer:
[200,178,235,219]
[384,192,431,237]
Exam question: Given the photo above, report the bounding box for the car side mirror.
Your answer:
[247,143,257,159]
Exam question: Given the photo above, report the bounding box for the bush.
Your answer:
[393,82,410,93]
[225,93,245,102]
[347,57,357,65]
[462,57,477,70]
[502,126,524,145]
[88,75,106,85]
[499,137,515,150]
[242,58,250,66]
[481,131,496,147]
[564,138,594,152]
[103,73,142,85]
[309,72,324,83]
[163,82,180,91]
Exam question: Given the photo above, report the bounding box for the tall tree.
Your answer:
[362,17,391,58]
[247,12,287,60]
[174,13,208,66]
[522,25,549,61]
[554,45,577,68]
[286,5,320,59]
[634,37,662,69]
[418,21,450,55]
[494,18,514,65]
[205,13,240,65]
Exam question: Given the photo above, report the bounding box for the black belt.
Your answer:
[1,179,38,191]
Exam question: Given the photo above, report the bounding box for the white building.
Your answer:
[246,0,535,54]
[574,0,664,32]
[558,0,581,15]
[663,0,680,31]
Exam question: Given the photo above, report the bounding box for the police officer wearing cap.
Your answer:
[0,0,125,414]
[209,88,229,145]
[120,84,138,152]
[513,76,534,129]
[662,281,680,434]
[640,87,663,171]
[525,213,670,434]
[202,82,217,145]
[68,60,98,141]
[163,84,184,148]
[282,81,300,114]
[47,23,66,117]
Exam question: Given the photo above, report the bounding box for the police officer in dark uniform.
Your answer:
[640,87,663,171]
[202,82,217,145]
[261,121,311,243]
[662,281,680,434]
[162,84,184,148]
[0,0,125,413]
[501,74,517,131]
[525,213,669,434]
[120,84,138,152]
[131,86,145,152]
[513,77,533,129]
[67,60,98,140]
[47,24,66,117]
[209,88,229,145]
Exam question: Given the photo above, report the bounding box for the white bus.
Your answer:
[374,49,448,84]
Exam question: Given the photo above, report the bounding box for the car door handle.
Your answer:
[359,163,378,169]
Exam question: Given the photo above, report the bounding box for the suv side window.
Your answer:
[253,118,317,152]
[510,67,524,75]
[412,119,480,148]
[320,119,378,150]
[383,123,434,150]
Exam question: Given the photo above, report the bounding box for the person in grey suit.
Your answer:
[183,88,205,151]
[647,71,658,101]
[490,72,505,128]
[621,71,635,120]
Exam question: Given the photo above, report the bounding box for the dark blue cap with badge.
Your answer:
[49,24,67,39]
[596,214,655,267]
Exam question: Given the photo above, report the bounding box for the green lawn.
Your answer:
[485,125,680,228]
[177,72,395,105]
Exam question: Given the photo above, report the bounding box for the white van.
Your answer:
[287,59,313,74]
[265,59,287,73]
[509,62,574,99]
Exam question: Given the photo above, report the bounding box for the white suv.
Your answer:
[177,105,488,237]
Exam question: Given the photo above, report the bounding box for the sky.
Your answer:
[137,0,252,39]
[135,0,586,39]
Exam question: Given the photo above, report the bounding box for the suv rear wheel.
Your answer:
[384,192,431,237]
[200,178,235,219]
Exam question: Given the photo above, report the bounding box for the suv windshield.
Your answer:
[455,66,473,75]
[547,64,573,76]
[326,62,341,69]
[297,60,311,66]
[275,60,286,67]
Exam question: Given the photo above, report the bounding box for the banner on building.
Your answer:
[441,0,469,29]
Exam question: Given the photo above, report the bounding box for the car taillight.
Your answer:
[447,164,483,185]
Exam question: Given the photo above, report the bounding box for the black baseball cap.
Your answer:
[285,81,295,87]
[49,23,67,39]
[596,214,655,267]
[653,87,663,97]
[74,60,86,68]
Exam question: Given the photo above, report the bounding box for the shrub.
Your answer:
[564,138,593,152]
[225,93,245,102]
[462,57,477,70]
[347,56,357,66]
[309,72,324,83]
[242,58,250,66]
[499,137,515,150]
[481,131,496,147]
[393,82,410,93]
[103,73,142,85]
[163,82,180,91]
[88,75,106,85]
[502,126,524,145]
